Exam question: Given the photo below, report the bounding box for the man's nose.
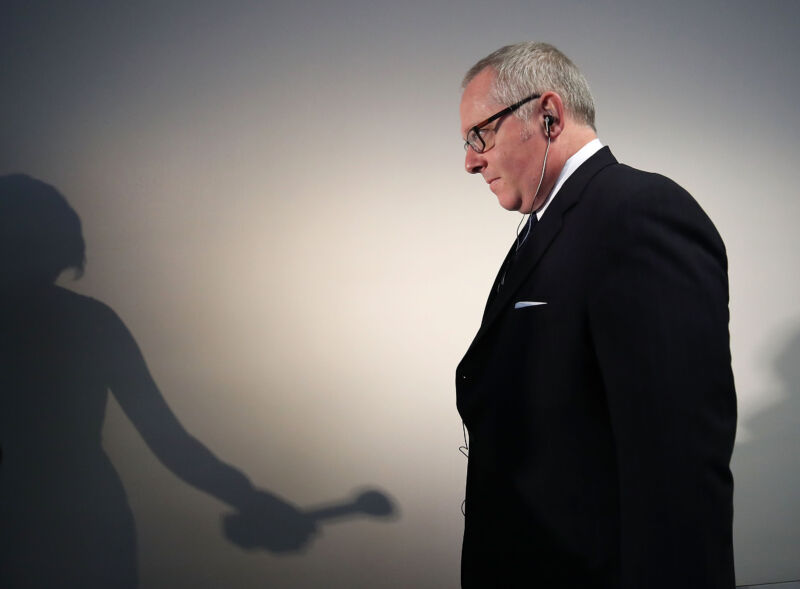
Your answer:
[464,147,486,174]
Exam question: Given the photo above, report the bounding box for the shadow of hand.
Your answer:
[222,490,318,553]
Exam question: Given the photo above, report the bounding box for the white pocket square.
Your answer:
[514,301,547,309]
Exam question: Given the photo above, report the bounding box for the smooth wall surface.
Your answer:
[2,1,799,586]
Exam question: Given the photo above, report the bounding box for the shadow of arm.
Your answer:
[100,308,317,550]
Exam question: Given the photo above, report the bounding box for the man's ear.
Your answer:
[538,91,565,139]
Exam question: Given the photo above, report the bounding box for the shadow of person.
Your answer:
[0,175,318,588]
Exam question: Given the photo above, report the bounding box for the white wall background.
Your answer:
[2,0,799,586]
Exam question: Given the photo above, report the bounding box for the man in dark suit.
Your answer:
[456,43,736,588]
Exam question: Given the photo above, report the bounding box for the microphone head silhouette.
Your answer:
[305,489,393,521]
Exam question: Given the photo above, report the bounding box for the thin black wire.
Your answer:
[460,421,469,515]
[515,131,550,252]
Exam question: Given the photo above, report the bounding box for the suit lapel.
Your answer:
[480,241,517,323]
[466,147,618,355]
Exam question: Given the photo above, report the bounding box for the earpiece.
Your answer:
[544,115,554,136]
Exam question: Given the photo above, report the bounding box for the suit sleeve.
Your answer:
[588,177,736,588]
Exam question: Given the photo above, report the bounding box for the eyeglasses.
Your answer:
[463,93,541,154]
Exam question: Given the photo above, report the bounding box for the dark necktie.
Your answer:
[515,213,537,255]
[497,213,537,293]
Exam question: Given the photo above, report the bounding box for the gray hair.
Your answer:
[463,42,596,130]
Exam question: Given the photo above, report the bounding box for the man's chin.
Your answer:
[498,192,538,214]
[496,193,524,212]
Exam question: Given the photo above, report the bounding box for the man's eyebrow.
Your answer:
[463,117,486,135]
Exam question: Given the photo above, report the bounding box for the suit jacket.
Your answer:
[456,147,736,588]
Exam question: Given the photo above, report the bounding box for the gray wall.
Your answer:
[2,0,798,586]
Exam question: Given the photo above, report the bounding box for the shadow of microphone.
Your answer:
[223,488,398,552]
[304,489,395,521]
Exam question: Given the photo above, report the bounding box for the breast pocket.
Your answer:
[506,297,554,343]
[513,300,548,310]
[507,295,574,353]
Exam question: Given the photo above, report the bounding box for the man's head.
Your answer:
[460,42,597,213]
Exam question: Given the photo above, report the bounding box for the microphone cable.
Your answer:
[516,132,551,251]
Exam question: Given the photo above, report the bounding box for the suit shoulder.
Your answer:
[593,162,688,201]
[590,163,716,227]
[585,162,727,262]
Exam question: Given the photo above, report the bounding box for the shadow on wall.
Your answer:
[0,175,398,589]
[733,324,800,586]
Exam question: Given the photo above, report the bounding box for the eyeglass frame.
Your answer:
[463,93,541,154]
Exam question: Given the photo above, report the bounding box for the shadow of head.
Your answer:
[0,174,85,290]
